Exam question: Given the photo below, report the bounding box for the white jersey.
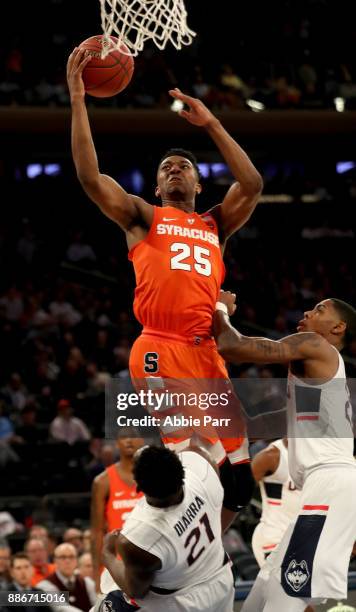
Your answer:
[121,451,226,591]
[287,348,354,489]
[259,439,300,540]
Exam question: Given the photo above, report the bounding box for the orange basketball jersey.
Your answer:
[128,205,225,337]
[105,464,143,531]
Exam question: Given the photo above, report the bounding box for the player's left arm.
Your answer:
[169,88,263,240]
[102,530,161,599]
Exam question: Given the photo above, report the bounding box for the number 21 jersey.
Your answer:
[128,205,225,337]
[120,451,226,591]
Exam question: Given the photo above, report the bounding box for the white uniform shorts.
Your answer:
[252,522,280,568]
[100,563,234,612]
[262,465,356,601]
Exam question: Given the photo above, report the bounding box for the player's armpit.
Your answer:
[81,174,152,230]
[217,181,262,240]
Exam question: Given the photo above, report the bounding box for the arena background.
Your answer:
[0,1,356,609]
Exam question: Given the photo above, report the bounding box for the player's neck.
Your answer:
[147,488,184,508]
[162,199,195,213]
[117,457,134,475]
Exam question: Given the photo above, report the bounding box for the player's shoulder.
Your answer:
[180,448,219,480]
[92,468,110,490]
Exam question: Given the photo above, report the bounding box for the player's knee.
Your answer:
[219,459,255,511]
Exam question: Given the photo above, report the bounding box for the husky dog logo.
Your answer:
[102,600,114,612]
[285,560,310,592]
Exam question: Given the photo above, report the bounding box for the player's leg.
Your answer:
[262,574,311,612]
[251,523,268,568]
[241,574,268,612]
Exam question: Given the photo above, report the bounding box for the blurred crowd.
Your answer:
[0,524,97,610]
[1,0,356,110]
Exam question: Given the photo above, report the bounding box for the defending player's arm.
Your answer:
[102,530,161,599]
[67,48,152,231]
[213,291,332,365]
[251,446,280,482]
[90,474,108,592]
[169,88,263,239]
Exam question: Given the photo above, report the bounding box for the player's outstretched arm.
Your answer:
[169,88,263,240]
[102,530,160,599]
[67,48,151,231]
[213,291,331,365]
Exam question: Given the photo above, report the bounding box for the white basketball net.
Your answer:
[99,0,196,57]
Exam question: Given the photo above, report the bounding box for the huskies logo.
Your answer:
[101,600,114,612]
[285,560,310,592]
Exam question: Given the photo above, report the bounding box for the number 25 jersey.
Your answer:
[128,205,225,337]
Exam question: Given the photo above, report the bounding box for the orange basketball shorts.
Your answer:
[129,328,249,464]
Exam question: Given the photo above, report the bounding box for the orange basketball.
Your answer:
[79,35,134,98]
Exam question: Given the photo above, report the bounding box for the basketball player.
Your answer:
[98,444,235,612]
[91,435,145,592]
[214,293,356,610]
[251,438,300,567]
[67,49,263,520]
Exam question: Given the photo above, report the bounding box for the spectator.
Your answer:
[86,442,117,481]
[63,528,84,556]
[15,402,46,444]
[77,553,94,581]
[49,400,91,445]
[0,402,20,467]
[2,553,52,612]
[0,541,11,589]
[38,543,96,612]
[0,287,24,322]
[66,232,96,266]
[49,290,81,328]
[82,530,91,554]
[1,373,27,412]
[24,538,55,587]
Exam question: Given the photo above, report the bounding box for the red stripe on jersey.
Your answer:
[267,500,282,506]
[297,415,319,421]
[262,544,277,550]
[302,504,329,511]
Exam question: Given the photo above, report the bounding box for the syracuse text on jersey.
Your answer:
[156,223,220,247]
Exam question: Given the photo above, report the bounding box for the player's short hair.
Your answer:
[330,298,356,348]
[133,446,185,499]
[11,552,31,568]
[159,148,201,180]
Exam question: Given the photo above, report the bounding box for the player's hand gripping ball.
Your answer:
[79,35,134,98]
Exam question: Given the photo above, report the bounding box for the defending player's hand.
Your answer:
[66,48,92,101]
[219,290,237,316]
[168,88,218,127]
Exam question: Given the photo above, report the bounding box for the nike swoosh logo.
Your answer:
[163,218,177,221]
[115,492,124,497]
